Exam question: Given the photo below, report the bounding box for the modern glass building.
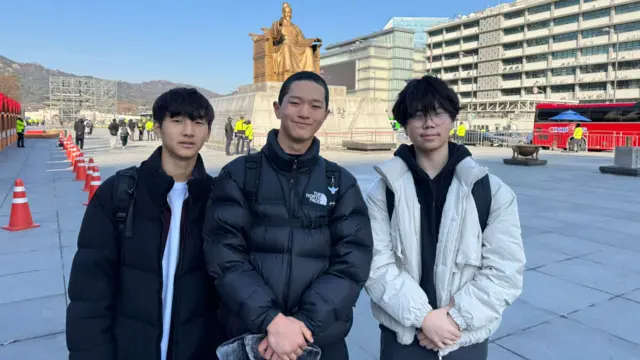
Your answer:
[383,17,450,47]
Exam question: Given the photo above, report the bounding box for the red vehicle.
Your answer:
[533,102,640,151]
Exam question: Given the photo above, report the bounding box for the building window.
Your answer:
[462,36,479,43]
[580,64,608,73]
[463,21,479,29]
[615,2,640,15]
[504,41,524,51]
[582,27,608,39]
[583,9,610,21]
[617,80,640,89]
[429,29,443,37]
[555,0,579,9]
[444,40,459,47]
[582,45,609,56]
[461,64,473,71]
[444,66,458,73]
[618,60,640,70]
[502,73,521,81]
[444,53,459,60]
[504,57,523,66]
[529,4,551,15]
[615,40,640,52]
[501,88,521,96]
[432,42,443,49]
[431,55,442,62]
[552,67,575,76]
[392,48,413,59]
[550,85,574,93]
[526,54,548,63]
[527,37,549,47]
[525,70,546,79]
[615,22,640,34]
[445,26,460,34]
[580,82,606,91]
[553,32,578,43]
[553,15,578,26]
[552,49,578,59]
[505,10,525,20]
[504,26,524,36]
[461,78,473,84]
[528,20,551,31]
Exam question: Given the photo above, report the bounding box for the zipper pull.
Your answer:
[292,160,298,172]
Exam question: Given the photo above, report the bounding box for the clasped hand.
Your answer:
[417,302,461,351]
[258,313,314,360]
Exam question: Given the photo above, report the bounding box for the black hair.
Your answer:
[278,71,329,109]
[152,87,215,128]
[576,123,581,127]
[392,75,460,127]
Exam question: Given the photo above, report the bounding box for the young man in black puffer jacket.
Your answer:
[204,71,373,360]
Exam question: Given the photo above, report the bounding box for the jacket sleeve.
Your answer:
[364,178,433,329]
[66,177,118,360]
[448,175,526,331]
[203,169,280,334]
[293,172,373,336]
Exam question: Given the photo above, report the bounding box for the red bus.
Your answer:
[533,102,640,150]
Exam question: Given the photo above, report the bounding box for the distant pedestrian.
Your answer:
[224,117,234,155]
[16,117,25,148]
[74,118,86,150]
[234,116,245,154]
[119,120,131,149]
[108,118,119,148]
[244,119,253,155]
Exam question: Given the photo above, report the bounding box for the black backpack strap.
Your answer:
[244,153,262,203]
[325,160,340,209]
[471,174,492,233]
[113,166,138,239]
[385,185,395,220]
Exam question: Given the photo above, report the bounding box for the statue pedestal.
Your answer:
[599,146,640,177]
[207,82,395,149]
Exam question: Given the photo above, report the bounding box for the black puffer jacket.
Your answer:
[67,147,226,360]
[204,129,373,347]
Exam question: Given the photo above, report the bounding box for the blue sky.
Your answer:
[0,0,488,94]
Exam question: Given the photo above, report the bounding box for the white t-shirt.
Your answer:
[160,181,188,360]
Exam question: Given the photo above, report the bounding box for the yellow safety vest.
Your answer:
[456,124,466,137]
[16,119,25,133]
[245,124,254,140]
[573,127,583,140]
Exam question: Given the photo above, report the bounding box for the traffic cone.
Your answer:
[75,154,87,181]
[83,158,94,192]
[84,166,101,206]
[2,179,40,231]
[72,149,80,171]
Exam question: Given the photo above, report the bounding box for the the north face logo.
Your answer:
[306,191,328,206]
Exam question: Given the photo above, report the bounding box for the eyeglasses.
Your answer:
[408,112,450,126]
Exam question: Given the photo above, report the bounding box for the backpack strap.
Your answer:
[471,174,492,232]
[324,159,340,209]
[113,166,138,239]
[385,185,395,220]
[244,153,262,203]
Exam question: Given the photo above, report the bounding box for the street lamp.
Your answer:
[602,27,620,103]
[459,51,477,102]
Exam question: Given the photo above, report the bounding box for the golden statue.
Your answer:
[249,2,322,83]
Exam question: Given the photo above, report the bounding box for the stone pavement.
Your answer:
[1,129,639,360]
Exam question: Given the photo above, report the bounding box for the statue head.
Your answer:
[282,2,292,21]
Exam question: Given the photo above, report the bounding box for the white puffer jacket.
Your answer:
[364,156,526,357]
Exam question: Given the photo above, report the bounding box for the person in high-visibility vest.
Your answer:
[244,120,254,155]
[570,123,584,152]
[16,117,25,148]
[234,116,246,154]
[456,122,467,144]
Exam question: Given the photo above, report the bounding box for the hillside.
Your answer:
[0,55,221,108]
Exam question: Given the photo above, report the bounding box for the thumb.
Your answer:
[300,325,314,343]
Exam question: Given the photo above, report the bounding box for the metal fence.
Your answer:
[396,129,532,148]
[223,128,399,149]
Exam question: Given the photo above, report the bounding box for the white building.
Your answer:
[427,0,640,104]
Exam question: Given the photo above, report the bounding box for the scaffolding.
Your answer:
[47,76,117,125]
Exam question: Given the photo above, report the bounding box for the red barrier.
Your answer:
[0,92,21,151]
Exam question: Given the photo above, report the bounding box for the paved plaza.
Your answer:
[1,129,639,360]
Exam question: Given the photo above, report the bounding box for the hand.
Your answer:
[420,302,461,350]
[417,331,438,350]
[258,337,291,360]
[265,314,314,358]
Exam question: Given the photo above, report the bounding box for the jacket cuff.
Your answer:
[261,309,281,334]
[448,306,470,330]
[410,299,432,329]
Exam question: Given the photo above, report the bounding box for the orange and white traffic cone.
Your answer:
[2,179,40,231]
[84,166,101,206]
[83,158,94,192]
[75,154,87,181]
[72,149,81,172]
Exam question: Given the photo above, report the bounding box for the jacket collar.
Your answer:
[375,152,488,192]
[138,146,210,208]
[262,129,320,173]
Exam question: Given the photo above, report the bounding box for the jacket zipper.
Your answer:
[170,198,189,360]
[157,208,167,360]
[283,159,297,312]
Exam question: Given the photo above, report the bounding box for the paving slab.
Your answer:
[1,129,640,359]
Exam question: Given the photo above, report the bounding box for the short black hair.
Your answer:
[152,87,215,128]
[278,71,329,109]
[392,75,460,127]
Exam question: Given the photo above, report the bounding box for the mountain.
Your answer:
[0,55,221,108]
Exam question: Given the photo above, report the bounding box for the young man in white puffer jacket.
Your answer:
[364,75,526,360]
